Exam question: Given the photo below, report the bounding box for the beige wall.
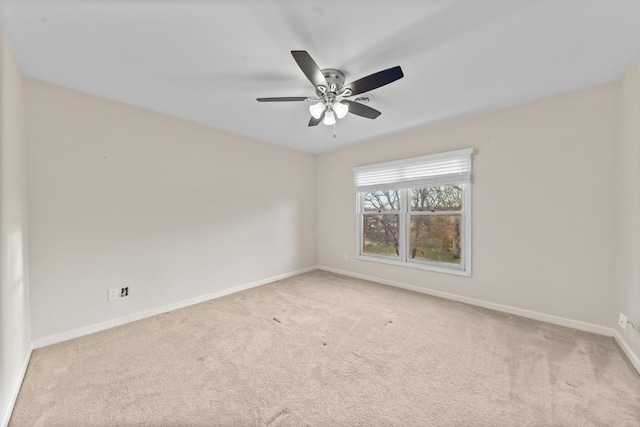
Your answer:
[318,84,619,329]
[25,80,317,341]
[0,29,31,426]
[615,57,640,367]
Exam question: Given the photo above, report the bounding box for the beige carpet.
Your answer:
[10,270,640,426]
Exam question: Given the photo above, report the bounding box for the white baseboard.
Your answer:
[32,266,317,349]
[2,343,33,427]
[318,265,614,337]
[614,330,640,375]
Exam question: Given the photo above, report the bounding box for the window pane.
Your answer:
[363,190,400,212]
[409,215,461,264]
[410,185,462,212]
[362,214,399,257]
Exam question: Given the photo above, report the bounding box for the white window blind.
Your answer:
[353,148,473,192]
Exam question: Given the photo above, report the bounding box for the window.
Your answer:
[354,149,473,276]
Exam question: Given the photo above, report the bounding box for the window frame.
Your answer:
[354,151,472,277]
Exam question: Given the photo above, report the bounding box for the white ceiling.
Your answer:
[2,0,640,154]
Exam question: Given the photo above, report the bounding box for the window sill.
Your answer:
[356,254,471,277]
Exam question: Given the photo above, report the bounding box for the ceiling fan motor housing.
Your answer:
[322,69,345,86]
[319,69,345,96]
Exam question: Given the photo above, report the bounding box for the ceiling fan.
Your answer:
[257,50,404,127]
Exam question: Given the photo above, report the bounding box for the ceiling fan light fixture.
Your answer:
[323,110,336,125]
[309,102,325,119]
[333,101,349,119]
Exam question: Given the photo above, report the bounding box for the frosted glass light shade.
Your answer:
[323,110,336,125]
[309,102,325,119]
[333,101,349,119]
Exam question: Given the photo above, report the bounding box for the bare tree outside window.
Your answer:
[409,185,462,264]
[410,185,462,212]
[362,190,400,257]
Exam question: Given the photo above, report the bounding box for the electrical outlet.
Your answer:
[108,288,119,301]
[120,287,129,297]
[619,313,628,330]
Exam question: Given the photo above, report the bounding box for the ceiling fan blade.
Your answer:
[343,66,404,96]
[308,111,325,127]
[256,97,308,102]
[343,100,382,119]
[291,50,328,89]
